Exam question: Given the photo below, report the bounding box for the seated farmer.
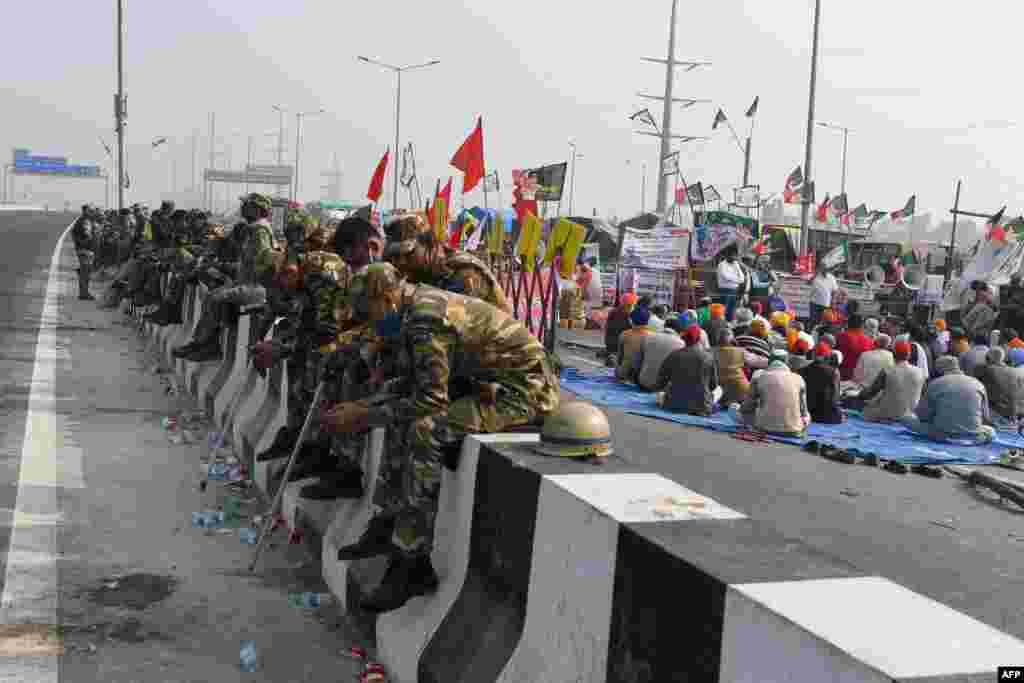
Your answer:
[635,319,687,391]
[172,193,276,362]
[860,340,926,422]
[704,303,730,346]
[737,350,811,436]
[799,341,843,423]
[736,318,772,361]
[616,306,656,383]
[320,263,559,612]
[654,324,719,416]
[959,333,990,377]
[853,333,895,389]
[716,330,767,405]
[604,293,637,361]
[948,327,970,356]
[902,356,994,443]
[973,347,1024,422]
[837,314,874,381]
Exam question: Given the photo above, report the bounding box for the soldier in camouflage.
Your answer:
[72,204,98,300]
[321,262,560,612]
[172,193,276,362]
[384,215,511,314]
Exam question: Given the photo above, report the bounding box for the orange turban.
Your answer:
[822,308,838,323]
[750,319,768,337]
[710,303,726,319]
[1009,337,1024,349]
[934,319,946,331]
[621,293,638,307]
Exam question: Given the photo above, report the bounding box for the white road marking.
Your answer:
[0,221,78,677]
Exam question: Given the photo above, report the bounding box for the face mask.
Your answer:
[376,311,403,339]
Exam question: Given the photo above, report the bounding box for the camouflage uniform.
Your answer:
[384,221,511,313]
[71,208,97,299]
[355,271,560,557]
[188,197,275,347]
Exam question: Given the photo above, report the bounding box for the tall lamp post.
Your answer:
[798,0,824,256]
[815,121,852,195]
[293,109,325,202]
[357,56,441,213]
[115,0,127,213]
[568,141,583,216]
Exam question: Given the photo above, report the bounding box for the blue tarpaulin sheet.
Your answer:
[560,367,1019,465]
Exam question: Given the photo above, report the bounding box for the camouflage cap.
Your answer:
[241,192,273,212]
[383,239,418,258]
[287,206,314,228]
[347,262,404,319]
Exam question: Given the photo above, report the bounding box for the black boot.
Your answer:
[299,469,364,501]
[256,426,301,462]
[77,269,95,301]
[337,515,396,561]
[183,339,222,362]
[360,554,439,613]
[172,340,204,358]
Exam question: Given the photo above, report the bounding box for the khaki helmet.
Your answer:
[533,402,614,458]
[302,250,346,278]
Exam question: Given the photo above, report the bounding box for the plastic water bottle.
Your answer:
[239,528,259,545]
[288,592,331,608]
[208,463,229,480]
[239,640,259,672]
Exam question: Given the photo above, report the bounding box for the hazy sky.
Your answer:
[2,0,1017,222]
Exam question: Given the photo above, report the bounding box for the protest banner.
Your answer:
[776,275,812,319]
[620,223,690,271]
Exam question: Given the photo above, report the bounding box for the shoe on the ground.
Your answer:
[78,293,96,301]
[172,341,202,358]
[183,342,222,362]
[883,460,909,474]
[255,428,302,463]
[802,440,821,454]
[861,452,880,467]
[910,463,943,478]
[286,454,337,483]
[360,554,439,613]
[299,469,364,501]
[337,515,396,561]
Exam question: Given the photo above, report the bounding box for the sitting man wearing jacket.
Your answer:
[615,305,656,383]
[737,349,811,437]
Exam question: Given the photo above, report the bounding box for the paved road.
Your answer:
[0,212,366,681]
[556,327,1024,641]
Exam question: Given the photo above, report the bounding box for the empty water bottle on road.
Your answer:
[288,592,333,609]
[240,640,259,672]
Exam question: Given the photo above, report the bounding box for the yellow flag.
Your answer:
[544,218,571,266]
[488,211,505,255]
[433,196,448,242]
[559,221,586,279]
[517,212,542,272]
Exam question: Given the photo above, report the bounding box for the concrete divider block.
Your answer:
[176,286,205,381]
[192,325,230,405]
[375,434,540,683]
[719,576,1024,683]
[250,362,290,496]
[200,323,237,418]
[227,326,274,457]
[213,314,252,430]
[322,428,388,612]
[167,285,197,368]
[370,439,1024,683]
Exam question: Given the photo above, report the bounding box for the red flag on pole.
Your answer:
[450,117,485,194]
[815,193,830,223]
[366,148,389,202]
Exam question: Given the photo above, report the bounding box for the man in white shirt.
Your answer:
[809,263,838,327]
[716,247,746,322]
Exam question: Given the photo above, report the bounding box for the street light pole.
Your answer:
[568,142,580,216]
[816,121,852,196]
[799,0,823,256]
[293,109,325,202]
[115,0,127,213]
[358,56,441,214]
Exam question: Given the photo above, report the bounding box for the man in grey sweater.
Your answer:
[973,346,1024,421]
[635,320,687,391]
[902,355,994,443]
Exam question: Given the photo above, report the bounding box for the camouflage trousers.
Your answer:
[378,389,540,558]
[191,284,266,346]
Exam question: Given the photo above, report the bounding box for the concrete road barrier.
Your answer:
[168,285,199,369]
[238,359,286,475]
[201,322,238,418]
[213,312,252,430]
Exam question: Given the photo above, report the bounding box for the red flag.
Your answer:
[815,193,830,223]
[450,117,485,194]
[675,184,687,205]
[366,148,389,202]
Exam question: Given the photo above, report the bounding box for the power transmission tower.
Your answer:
[639,0,711,214]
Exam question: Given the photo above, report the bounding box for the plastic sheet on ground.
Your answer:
[560,367,1021,465]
